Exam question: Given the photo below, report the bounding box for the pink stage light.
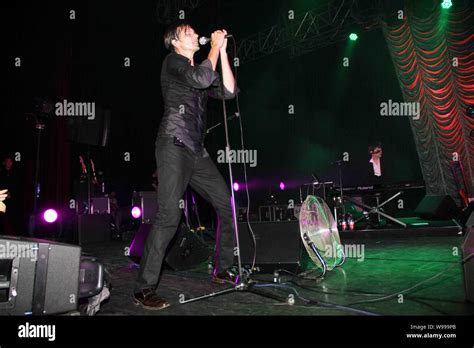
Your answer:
[43,209,58,223]
[131,206,142,219]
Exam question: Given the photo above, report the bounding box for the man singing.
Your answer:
[134,22,238,310]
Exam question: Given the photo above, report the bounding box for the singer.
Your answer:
[133,22,239,310]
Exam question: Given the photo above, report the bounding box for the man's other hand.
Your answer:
[211,30,226,50]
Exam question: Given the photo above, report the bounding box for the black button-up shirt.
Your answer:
[158,52,237,154]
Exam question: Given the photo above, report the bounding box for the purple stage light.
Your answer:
[279,182,285,190]
[233,182,240,191]
[131,206,142,219]
[43,209,58,223]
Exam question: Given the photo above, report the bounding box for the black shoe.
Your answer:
[133,288,170,310]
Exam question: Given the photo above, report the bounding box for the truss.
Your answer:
[236,0,385,64]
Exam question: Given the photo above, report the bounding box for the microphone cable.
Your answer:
[225,36,258,273]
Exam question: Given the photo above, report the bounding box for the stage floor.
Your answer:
[83,232,474,316]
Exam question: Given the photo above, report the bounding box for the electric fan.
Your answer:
[298,195,345,277]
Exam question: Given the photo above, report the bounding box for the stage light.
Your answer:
[441,0,452,9]
[43,209,58,223]
[349,33,358,41]
[131,206,142,219]
[233,182,240,191]
[279,182,285,190]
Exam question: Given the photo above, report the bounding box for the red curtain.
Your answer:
[42,36,72,210]
[382,0,473,202]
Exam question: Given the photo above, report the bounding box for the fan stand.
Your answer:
[298,196,346,281]
[302,233,329,278]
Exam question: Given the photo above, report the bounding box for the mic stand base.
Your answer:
[179,275,292,305]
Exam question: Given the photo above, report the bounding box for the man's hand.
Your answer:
[210,30,226,50]
[0,189,8,202]
[214,29,235,94]
[208,29,227,71]
[220,30,229,53]
[0,189,7,213]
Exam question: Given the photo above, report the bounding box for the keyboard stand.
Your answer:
[345,191,407,228]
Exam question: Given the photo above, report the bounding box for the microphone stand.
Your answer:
[180,45,292,306]
[334,160,346,227]
[28,118,45,237]
[206,113,239,134]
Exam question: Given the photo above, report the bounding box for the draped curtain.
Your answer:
[42,36,72,210]
[382,0,473,202]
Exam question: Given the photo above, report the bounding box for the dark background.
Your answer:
[0,0,422,232]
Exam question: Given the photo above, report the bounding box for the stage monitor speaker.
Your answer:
[238,221,303,273]
[0,236,81,315]
[79,255,104,299]
[129,223,210,271]
[462,213,474,303]
[415,195,459,220]
[459,202,474,227]
[76,214,111,246]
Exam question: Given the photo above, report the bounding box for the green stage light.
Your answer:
[441,0,452,9]
[349,33,358,41]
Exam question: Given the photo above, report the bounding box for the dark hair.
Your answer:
[368,142,382,154]
[163,21,192,51]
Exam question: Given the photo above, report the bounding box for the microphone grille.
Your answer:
[199,37,209,45]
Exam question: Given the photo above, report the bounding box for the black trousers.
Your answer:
[135,137,235,292]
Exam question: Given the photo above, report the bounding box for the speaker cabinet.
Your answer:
[76,214,111,246]
[129,224,210,271]
[0,236,81,315]
[462,215,474,302]
[415,195,459,219]
[237,221,303,273]
[91,197,110,214]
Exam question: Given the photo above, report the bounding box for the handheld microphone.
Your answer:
[199,35,233,46]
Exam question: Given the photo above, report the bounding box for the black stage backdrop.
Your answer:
[2,0,451,231]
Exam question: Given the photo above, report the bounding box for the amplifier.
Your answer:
[259,205,295,222]
[237,221,303,273]
[76,214,111,246]
[91,197,110,214]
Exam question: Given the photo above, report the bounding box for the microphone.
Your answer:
[199,35,233,46]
